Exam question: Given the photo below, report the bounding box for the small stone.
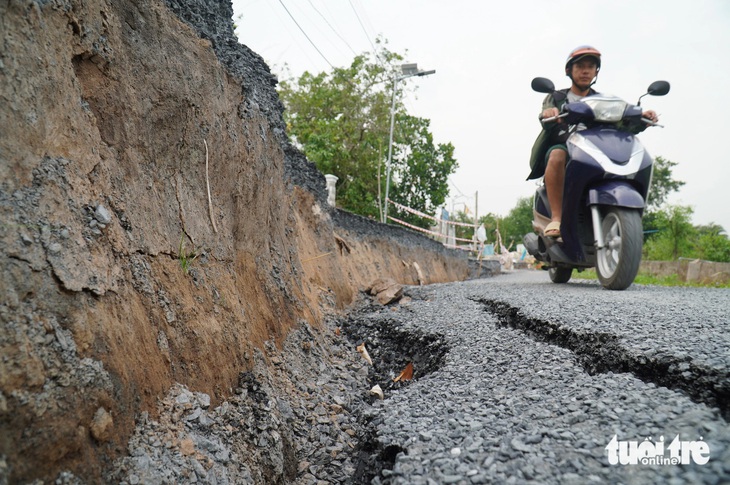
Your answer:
[442,475,464,484]
[47,242,62,254]
[185,408,202,421]
[197,393,211,409]
[180,438,195,456]
[94,204,113,224]
[90,407,113,442]
[524,434,543,444]
[198,413,211,427]
[511,438,533,453]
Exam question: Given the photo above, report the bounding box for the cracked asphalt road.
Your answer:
[354,270,730,484]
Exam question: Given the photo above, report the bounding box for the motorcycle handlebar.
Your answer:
[540,113,664,128]
[540,113,568,123]
[642,117,664,128]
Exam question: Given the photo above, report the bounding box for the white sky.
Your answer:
[232,0,730,232]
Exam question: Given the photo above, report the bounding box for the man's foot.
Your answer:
[544,221,561,238]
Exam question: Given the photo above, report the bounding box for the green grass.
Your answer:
[178,234,199,275]
[572,268,730,288]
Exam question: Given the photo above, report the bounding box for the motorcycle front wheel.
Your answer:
[596,208,643,290]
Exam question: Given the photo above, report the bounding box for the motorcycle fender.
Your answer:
[587,181,644,209]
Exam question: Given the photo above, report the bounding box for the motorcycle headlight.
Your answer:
[583,97,628,122]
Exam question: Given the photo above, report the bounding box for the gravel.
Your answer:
[350,271,730,484]
[107,322,373,485]
[102,271,730,484]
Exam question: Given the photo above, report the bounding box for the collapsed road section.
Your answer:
[346,274,730,484]
[478,299,730,420]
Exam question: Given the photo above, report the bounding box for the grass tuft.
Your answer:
[178,234,199,275]
[573,268,730,288]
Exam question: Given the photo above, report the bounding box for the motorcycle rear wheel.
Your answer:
[596,208,642,290]
[549,266,573,283]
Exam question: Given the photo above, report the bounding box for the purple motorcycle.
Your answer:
[524,77,670,289]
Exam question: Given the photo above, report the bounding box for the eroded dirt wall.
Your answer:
[1,0,313,480]
[0,0,467,482]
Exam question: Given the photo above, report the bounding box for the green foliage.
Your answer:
[178,234,199,275]
[447,196,533,252]
[695,224,730,262]
[643,205,696,260]
[574,268,730,288]
[478,213,501,243]
[389,115,457,228]
[643,206,730,262]
[647,156,685,211]
[448,209,482,242]
[640,156,729,262]
[457,197,533,250]
[278,42,457,227]
[499,196,534,248]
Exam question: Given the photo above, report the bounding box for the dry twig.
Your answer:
[204,139,218,233]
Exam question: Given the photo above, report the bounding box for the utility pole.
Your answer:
[382,63,436,223]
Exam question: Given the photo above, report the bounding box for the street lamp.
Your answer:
[382,63,436,223]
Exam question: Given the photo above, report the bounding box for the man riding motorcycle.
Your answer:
[528,46,659,238]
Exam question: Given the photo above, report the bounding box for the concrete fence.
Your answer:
[640,259,730,285]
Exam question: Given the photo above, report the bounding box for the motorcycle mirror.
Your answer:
[531,77,555,94]
[638,80,670,106]
[647,80,670,96]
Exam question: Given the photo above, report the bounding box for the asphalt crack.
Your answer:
[477,299,730,421]
[341,300,450,485]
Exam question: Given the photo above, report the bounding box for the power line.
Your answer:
[278,0,334,69]
[348,0,377,54]
[306,0,358,56]
[450,179,466,198]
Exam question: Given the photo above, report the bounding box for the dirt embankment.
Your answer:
[0,0,467,482]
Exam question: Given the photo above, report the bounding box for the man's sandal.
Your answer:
[544,221,561,238]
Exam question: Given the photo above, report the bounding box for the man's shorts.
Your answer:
[545,144,567,163]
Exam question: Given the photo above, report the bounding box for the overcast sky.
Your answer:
[232,0,730,233]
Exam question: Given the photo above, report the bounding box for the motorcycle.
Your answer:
[524,77,670,290]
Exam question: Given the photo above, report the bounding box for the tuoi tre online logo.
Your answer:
[605,434,710,466]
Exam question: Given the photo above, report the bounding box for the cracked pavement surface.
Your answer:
[353,270,730,484]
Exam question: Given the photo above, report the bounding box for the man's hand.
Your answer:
[643,110,659,123]
[541,107,561,122]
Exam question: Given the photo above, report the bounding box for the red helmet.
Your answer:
[565,45,601,75]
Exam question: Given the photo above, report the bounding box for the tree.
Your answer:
[449,209,483,243]
[478,213,501,244]
[695,224,730,262]
[644,155,686,245]
[647,156,685,211]
[499,197,534,248]
[278,44,457,226]
[643,205,696,260]
[388,115,457,228]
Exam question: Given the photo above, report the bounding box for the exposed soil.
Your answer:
[0,0,470,483]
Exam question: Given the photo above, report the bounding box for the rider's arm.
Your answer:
[620,110,660,134]
[540,93,561,126]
